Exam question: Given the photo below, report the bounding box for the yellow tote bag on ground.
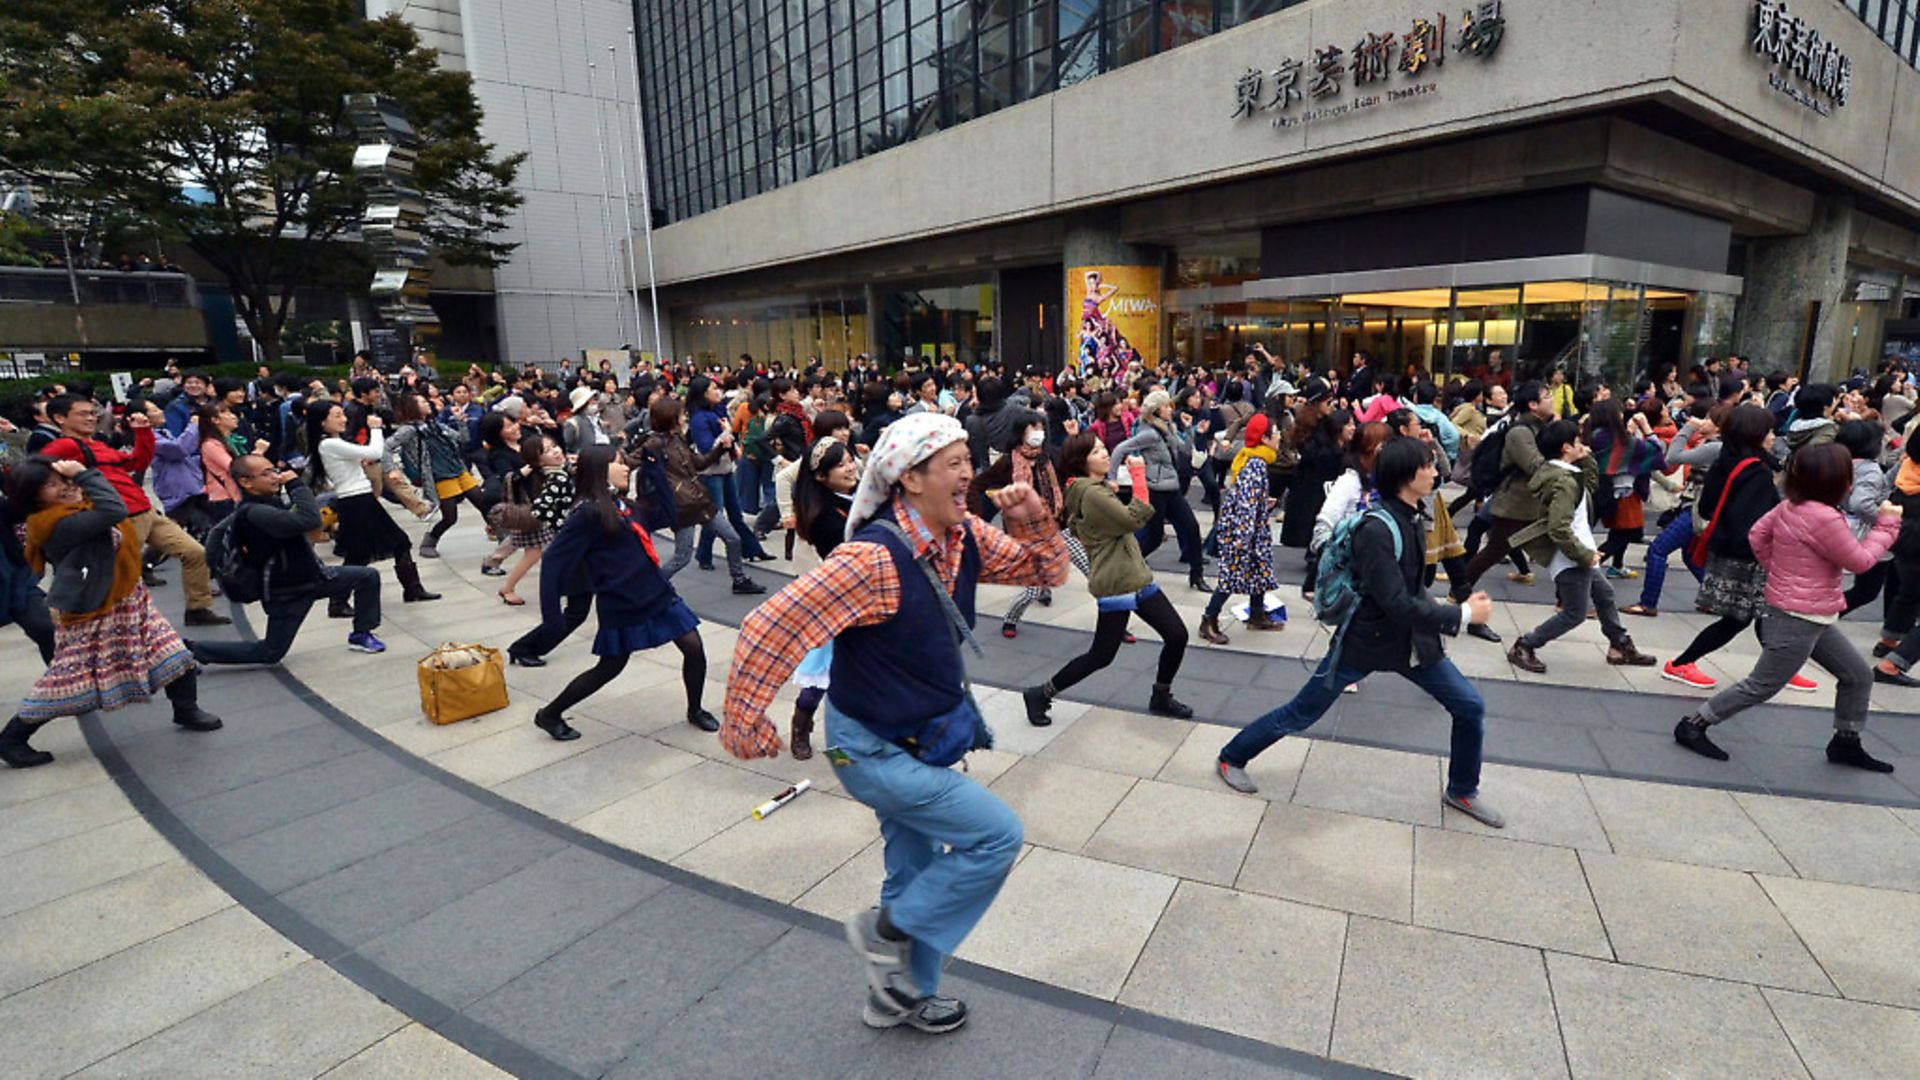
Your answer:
[417,642,509,725]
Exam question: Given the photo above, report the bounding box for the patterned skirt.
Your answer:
[18,584,195,722]
[1698,554,1767,623]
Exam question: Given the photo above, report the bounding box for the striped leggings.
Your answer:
[1003,535,1091,628]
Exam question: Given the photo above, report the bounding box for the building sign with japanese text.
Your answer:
[1751,1,1851,117]
[1231,2,1506,130]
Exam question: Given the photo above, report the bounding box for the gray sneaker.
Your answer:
[844,908,909,1000]
[1443,792,1505,829]
[863,990,968,1034]
[1216,759,1258,794]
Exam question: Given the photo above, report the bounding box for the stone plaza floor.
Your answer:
[2,505,1919,1078]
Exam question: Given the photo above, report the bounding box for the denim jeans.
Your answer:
[824,699,1024,997]
[190,566,381,665]
[1219,651,1486,797]
[1638,513,1700,610]
[697,473,769,564]
[737,457,766,516]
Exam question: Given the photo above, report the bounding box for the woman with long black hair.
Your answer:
[530,445,715,740]
[307,401,439,613]
[1281,405,1354,599]
[780,437,861,759]
[1023,432,1193,725]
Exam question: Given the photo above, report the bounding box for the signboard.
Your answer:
[109,372,133,403]
[1751,1,1852,116]
[1068,266,1162,379]
[1232,1,1506,132]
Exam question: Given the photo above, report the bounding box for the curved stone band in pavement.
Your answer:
[70,604,1376,1079]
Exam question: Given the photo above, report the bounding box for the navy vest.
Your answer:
[829,516,980,740]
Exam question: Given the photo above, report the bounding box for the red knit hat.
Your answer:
[1244,412,1271,448]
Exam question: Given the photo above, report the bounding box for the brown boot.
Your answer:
[1507,641,1547,674]
[1607,636,1658,667]
[1246,608,1285,632]
[1197,615,1229,645]
[789,710,814,760]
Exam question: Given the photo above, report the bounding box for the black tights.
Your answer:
[428,488,489,543]
[1673,615,1764,667]
[1601,528,1637,570]
[545,630,707,718]
[1046,588,1187,692]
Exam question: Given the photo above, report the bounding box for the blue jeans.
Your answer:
[737,457,767,516]
[1219,651,1486,797]
[696,473,769,564]
[824,699,1024,998]
[1638,513,1700,610]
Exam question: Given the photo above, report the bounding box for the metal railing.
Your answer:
[0,266,198,308]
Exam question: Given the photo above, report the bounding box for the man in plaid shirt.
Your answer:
[722,412,1068,1034]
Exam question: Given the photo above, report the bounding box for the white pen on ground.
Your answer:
[752,779,810,820]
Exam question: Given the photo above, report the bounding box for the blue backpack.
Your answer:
[1311,506,1400,626]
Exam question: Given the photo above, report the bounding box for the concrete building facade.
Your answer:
[372,0,668,367]
[624,0,1920,388]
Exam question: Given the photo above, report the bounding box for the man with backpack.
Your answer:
[1447,380,1557,630]
[184,455,386,664]
[1213,437,1506,828]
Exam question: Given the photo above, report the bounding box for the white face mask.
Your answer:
[1024,428,1045,449]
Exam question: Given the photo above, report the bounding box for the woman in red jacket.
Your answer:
[1675,443,1900,770]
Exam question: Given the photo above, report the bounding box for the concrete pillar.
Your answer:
[1062,208,1166,373]
[1734,194,1852,380]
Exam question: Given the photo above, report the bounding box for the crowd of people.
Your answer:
[2,342,1916,1032]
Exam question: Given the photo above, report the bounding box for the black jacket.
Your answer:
[232,479,329,602]
[1700,454,1780,561]
[1341,496,1464,673]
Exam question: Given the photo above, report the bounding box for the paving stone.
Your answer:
[72,959,405,1078]
[847,965,1119,1080]
[168,747,420,847]
[490,734,703,822]
[279,812,564,948]
[1089,1023,1337,1080]
[1442,761,1611,850]
[358,847,666,1007]
[1158,721,1309,801]
[1036,705,1189,777]
[1757,875,1920,1007]
[573,758,780,861]
[1733,741,1918,804]
[674,787,879,902]
[1581,852,1833,993]
[607,927,882,1079]
[793,838,886,920]
[1733,792,1920,892]
[0,815,177,920]
[971,687,1089,756]
[372,697,553,757]
[323,1022,513,1079]
[0,748,110,811]
[958,846,1177,999]
[424,714,626,788]
[1581,775,1794,874]
[0,907,303,1080]
[0,860,234,999]
[1084,778,1266,885]
[1118,881,1346,1055]
[1763,988,1920,1080]
[1547,952,1809,1079]
[985,757,1137,851]
[216,778,480,895]
[1291,742,1443,826]
[1236,802,1414,922]
[1412,827,1611,957]
[463,885,788,1077]
[0,779,137,859]
[1479,715,1611,773]
[125,722,358,804]
[1330,916,1568,1080]
[1587,727,1775,789]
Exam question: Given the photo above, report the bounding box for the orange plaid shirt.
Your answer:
[720,500,1070,758]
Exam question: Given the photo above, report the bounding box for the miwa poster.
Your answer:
[1068,265,1161,379]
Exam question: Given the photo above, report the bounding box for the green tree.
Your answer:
[0,0,523,353]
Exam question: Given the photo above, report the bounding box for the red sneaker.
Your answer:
[1786,672,1818,693]
[1661,661,1717,690]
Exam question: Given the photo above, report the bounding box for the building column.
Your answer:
[1734,194,1853,380]
[1062,208,1166,376]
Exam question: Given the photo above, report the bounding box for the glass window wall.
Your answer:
[636,1,1316,224]
[673,296,870,368]
[1169,280,1734,389]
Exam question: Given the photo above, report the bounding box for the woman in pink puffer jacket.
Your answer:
[1676,443,1902,771]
